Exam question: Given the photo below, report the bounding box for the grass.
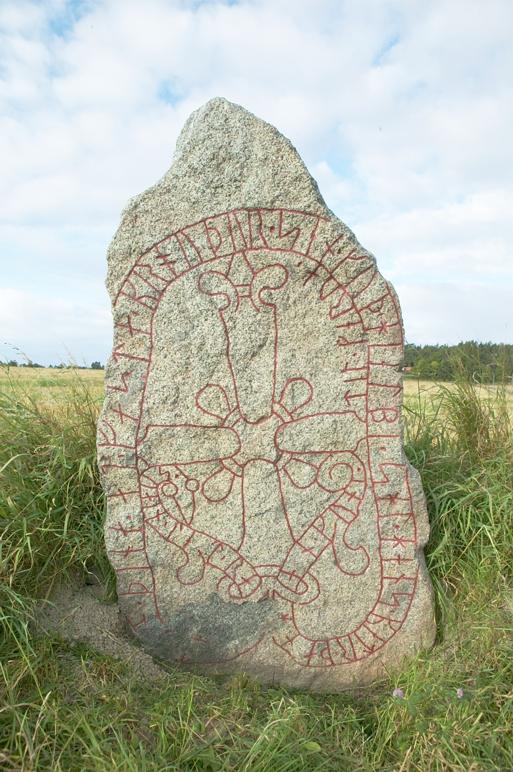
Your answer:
[0,368,512,770]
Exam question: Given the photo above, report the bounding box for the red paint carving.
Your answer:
[101,208,418,670]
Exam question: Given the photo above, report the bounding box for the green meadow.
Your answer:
[1,367,512,770]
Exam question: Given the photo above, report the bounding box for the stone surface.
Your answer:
[98,97,435,691]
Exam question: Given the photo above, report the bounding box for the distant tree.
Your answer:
[430,360,440,378]
[7,359,18,367]
[412,357,431,379]
[404,341,513,382]
[438,357,453,381]
[91,361,104,370]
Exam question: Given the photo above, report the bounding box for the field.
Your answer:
[1,367,512,770]
[2,366,511,411]
[0,367,105,405]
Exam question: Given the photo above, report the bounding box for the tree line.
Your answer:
[403,341,513,382]
[4,342,513,383]
[3,361,104,370]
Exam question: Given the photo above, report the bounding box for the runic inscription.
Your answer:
[100,206,422,671]
[99,98,434,690]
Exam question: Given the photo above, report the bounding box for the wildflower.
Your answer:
[456,688,464,699]
[392,687,404,699]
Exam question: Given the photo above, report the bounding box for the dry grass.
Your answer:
[0,366,104,410]
[403,376,513,413]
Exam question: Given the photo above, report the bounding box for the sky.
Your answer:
[1,0,512,366]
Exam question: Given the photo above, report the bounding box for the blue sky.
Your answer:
[1,0,512,365]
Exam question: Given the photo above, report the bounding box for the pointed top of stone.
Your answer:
[171,95,325,206]
[186,97,241,120]
[169,96,329,219]
[107,97,328,296]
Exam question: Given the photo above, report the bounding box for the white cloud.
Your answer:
[0,288,110,365]
[397,280,512,346]
[356,190,513,280]
[0,0,512,363]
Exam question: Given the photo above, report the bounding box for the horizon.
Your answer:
[3,339,513,370]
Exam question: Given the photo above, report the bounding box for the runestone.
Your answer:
[98,98,435,690]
